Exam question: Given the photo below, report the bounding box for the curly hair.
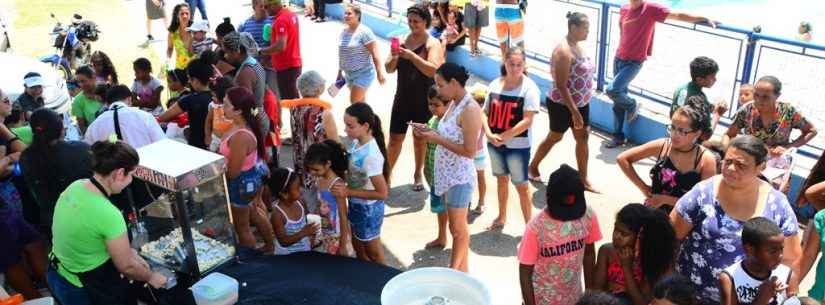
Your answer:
[616,204,677,285]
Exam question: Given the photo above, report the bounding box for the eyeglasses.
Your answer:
[0,96,8,104]
[667,124,697,137]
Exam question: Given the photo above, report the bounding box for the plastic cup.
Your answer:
[306,214,322,241]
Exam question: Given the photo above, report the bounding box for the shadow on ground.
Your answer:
[469,230,522,257]
[384,185,427,217]
[407,248,453,270]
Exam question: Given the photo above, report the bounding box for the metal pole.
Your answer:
[387,0,393,18]
[596,2,610,91]
[740,31,758,86]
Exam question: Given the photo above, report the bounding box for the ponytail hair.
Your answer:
[26,108,65,198]
[345,103,389,181]
[305,140,349,179]
[91,140,140,176]
[616,203,677,285]
[226,87,266,159]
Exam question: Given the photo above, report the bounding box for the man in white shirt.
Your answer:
[84,85,165,149]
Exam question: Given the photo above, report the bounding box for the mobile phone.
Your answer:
[390,37,400,54]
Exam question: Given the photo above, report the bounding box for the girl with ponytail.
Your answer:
[332,102,388,263]
[221,86,275,253]
[305,140,352,256]
[594,203,677,305]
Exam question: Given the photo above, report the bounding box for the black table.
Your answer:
[219,251,402,305]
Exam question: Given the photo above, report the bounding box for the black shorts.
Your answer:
[389,94,432,134]
[548,98,590,133]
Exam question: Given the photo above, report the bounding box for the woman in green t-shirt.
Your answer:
[48,140,168,305]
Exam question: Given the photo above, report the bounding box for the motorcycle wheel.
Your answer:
[55,62,71,80]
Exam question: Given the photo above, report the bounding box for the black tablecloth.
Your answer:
[219,251,401,305]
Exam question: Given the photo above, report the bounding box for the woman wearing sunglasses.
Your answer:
[617,96,717,212]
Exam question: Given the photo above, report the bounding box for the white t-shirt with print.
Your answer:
[483,76,541,149]
[131,77,164,115]
[347,138,384,205]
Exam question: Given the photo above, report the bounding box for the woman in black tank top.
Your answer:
[617,103,717,212]
[383,5,444,188]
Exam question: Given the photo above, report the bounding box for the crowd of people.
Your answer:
[3,0,825,305]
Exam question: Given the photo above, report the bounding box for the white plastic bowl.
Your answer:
[381,267,491,305]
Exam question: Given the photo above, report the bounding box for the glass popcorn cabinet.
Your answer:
[130,139,237,279]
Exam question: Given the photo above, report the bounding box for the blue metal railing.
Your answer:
[353,0,825,157]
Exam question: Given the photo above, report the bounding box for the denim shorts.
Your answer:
[487,144,530,185]
[441,183,474,209]
[348,199,384,241]
[227,165,264,207]
[48,266,91,305]
[474,149,488,171]
[429,189,445,214]
[343,67,376,89]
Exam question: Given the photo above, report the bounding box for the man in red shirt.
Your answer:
[260,0,302,100]
[605,0,716,148]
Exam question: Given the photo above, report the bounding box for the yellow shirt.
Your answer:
[451,0,488,7]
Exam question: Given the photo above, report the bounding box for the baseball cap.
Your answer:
[187,20,209,33]
[545,164,586,221]
[23,73,44,88]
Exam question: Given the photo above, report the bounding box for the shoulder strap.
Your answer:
[112,106,123,140]
[656,139,668,161]
[693,145,706,170]
[328,177,342,191]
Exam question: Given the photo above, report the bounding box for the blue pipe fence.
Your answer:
[348,0,825,159]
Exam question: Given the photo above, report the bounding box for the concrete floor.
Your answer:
[127,1,818,304]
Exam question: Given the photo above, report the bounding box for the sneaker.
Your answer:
[626,102,640,122]
[605,138,626,148]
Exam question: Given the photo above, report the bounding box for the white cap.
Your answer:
[187,20,209,33]
[24,76,44,88]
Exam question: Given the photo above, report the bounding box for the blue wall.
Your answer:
[304,2,807,203]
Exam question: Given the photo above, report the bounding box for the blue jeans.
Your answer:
[606,58,643,140]
[47,266,91,305]
[187,0,208,20]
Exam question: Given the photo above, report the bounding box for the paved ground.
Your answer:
[6,0,818,303]
[124,0,821,303]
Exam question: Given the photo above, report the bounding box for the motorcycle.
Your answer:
[40,13,100,79]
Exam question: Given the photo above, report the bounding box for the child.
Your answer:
[331,103,389,264]
[738,84,755,108]
[268,167,318,255]
[204,76,234,150]
[131,58,165,116]
[594,204,677,305]
[187,20,214,57]
[90,51,118,85]
[671,56,720,138]
[163,69,191,142]
[305,140,353,256]
[651,274,697,305]
[720,217,791,305]
[422,85,450,249]
[470,84,487,214]
[441,10,467,52]
[792,208,825,302]
[429,9,445,39]
[518,164,602,305]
